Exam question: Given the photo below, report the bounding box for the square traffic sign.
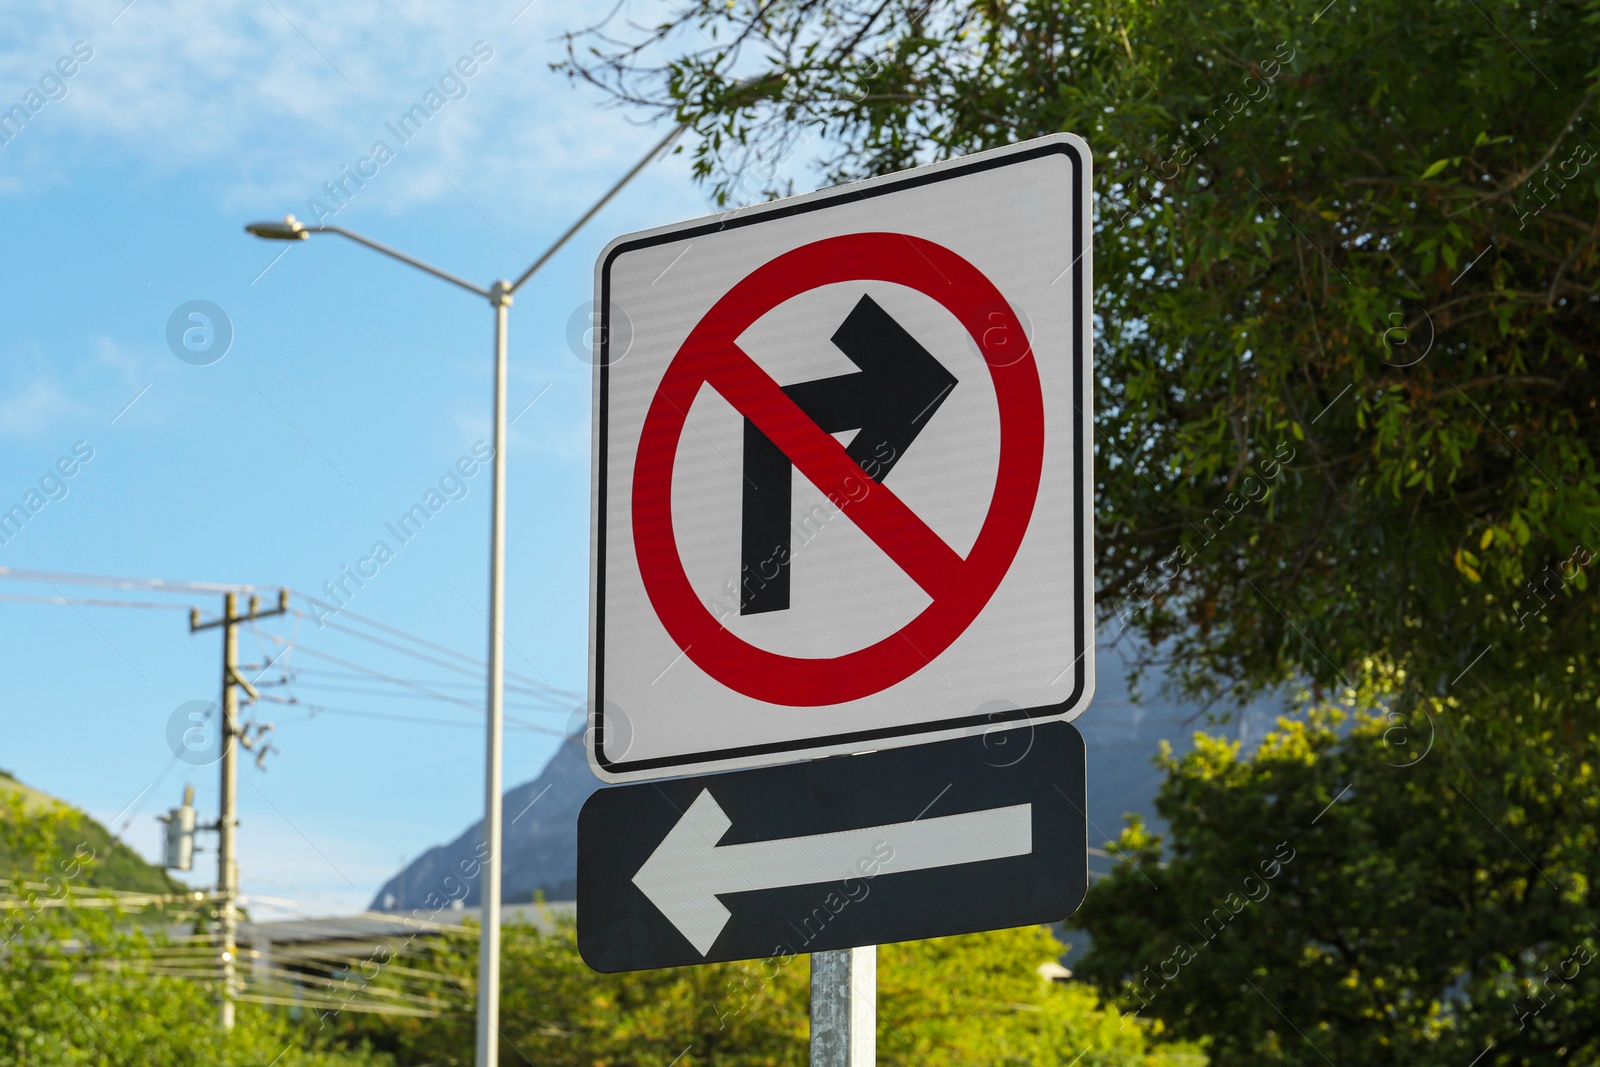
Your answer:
[588,133,1093,782]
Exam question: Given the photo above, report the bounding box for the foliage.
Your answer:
[1071,672,1600,1066]
[561,0,1600,720]
[560,12,1600,1058]
[329,917,1199,1066]
[0,788,390,1067]
[0,786,1194,1065]
[330,915,806,1066]
[876,925,1202,1066]
[0,773,183,895]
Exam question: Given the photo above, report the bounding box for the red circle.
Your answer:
[631,232,1044,706]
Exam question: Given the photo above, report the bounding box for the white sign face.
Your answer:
[588,133,1093,783]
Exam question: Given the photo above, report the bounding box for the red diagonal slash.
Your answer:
[704,342,964,600]
[630,231,1044,706]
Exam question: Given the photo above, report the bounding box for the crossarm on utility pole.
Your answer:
[190,588,290,632]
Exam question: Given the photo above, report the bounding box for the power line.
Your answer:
[266,678,569,714]
[293,590,496,667]
[253,632,482,710]
[295,611,507,688]
[274,613,581,707]
[0,566,260,595]
[0,568,583,704]
[252,632,573,737]
[294,606,581,704]
[114,751,184,842]
[0,592,197,611]
[0,565,572,678]
[262,696,568,738]
[290,592,579,701]
[0,564,581,727]
[281,666,570,703]
[238,892,361,917]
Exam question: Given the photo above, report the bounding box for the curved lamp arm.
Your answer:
[245,217,491,300]
[247,115,704,301]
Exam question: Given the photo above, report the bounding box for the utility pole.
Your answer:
[190,588,288,1030]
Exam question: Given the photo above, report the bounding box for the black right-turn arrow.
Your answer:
[739,294,958,615]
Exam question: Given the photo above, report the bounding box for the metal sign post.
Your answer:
[810,947,876,1066]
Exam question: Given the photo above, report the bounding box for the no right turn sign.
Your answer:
[588,133,1094,782]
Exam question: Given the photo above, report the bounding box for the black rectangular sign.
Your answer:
[577,722,1086,972]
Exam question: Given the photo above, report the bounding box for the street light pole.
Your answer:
[479,278,511,1066]
[244,121,684,1067]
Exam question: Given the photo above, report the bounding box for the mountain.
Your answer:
[1075,642,1283,845]
[0,769,185,894]
[370,645,1287,914]
[369,737,600,911]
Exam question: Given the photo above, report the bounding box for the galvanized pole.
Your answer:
[810,947,876,1066]
[475,282,513,1067]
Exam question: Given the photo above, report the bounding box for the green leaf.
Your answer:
[1419,158,1452,179]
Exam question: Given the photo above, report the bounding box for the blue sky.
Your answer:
[0,0,748,917]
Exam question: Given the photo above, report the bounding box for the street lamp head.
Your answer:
[245,215,310,240]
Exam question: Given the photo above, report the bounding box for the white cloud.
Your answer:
[0,377,85,435]
[93,334,144,385]
[0,0,702,225]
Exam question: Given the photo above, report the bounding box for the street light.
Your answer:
[244,121,684,1067]
[243,219,308,240]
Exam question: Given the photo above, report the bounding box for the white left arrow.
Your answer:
[631,789,1033,954]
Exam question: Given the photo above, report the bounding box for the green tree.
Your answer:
[0,787,391,1067]
[1072,677,1600,1066]
[330,917,1199,1065]
[562,0,1600,707]
[877,925,1202,1065]
[557,3,1600,1061]
[0,770,185,895]
[333,917,808,1066]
